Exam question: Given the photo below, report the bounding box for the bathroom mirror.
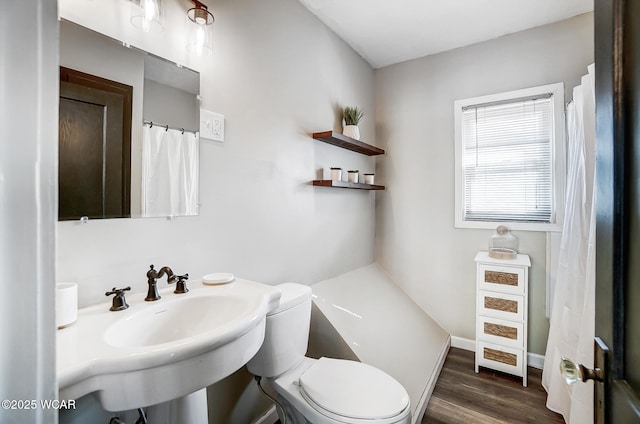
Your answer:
[58,20,200,221]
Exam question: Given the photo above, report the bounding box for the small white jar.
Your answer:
[330,167,342,181]
[348,170,359,183]
[56,282,78,329]
[364,173,375,184]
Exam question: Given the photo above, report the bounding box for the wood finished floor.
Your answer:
[422,348,565,424]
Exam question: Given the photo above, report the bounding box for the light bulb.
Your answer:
[144,0,156,19]
[195,26,205,56]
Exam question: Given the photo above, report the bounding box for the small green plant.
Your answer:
[343,106,364,126]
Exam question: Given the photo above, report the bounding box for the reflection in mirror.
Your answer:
[59,66,133,220]
[58,20,200,221]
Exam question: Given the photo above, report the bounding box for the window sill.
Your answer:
[455,219,563,233]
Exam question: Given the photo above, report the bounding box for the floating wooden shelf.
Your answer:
[312,180,385,190]
[312,131,385,156]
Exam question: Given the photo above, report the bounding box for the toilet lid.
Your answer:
[298,358,409,420]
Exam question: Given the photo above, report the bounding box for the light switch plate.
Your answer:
[200,109,224,142]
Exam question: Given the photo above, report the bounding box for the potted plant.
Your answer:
[342,106,364,140]
[347,170,359,183]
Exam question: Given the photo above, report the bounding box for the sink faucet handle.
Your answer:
[105,286,131,311]
[173,273,190,294]
[105,286,131,296]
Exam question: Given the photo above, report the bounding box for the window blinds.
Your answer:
[461,96,553,223]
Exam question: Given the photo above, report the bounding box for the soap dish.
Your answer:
[202,273,235,285]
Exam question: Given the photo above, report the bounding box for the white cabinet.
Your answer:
[474,251,531,386]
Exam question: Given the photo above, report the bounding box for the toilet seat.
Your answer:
[298,357,410,421]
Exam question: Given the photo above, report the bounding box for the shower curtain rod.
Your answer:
[143,120,198,135]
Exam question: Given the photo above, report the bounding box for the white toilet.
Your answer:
[247,283,411,424]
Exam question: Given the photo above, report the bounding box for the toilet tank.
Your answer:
[247,283,312,378]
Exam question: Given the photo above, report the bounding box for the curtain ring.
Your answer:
[149,121,153,128]
[165,124,169,131]
[181,128,185,134]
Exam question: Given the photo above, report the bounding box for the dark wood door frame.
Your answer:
[594,0,640,422]
[59,67,132,219]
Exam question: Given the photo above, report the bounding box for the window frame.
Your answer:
[454,83,565,232]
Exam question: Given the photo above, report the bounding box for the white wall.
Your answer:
[57,0,376,422]
[374,13,594,355]
[0,0,58,423]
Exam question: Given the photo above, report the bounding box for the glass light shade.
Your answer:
[186,9,214,57]
[130,0,164,33]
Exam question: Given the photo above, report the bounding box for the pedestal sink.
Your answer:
[57,278,280,412]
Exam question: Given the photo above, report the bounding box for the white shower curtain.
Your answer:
[141,125,199,217]
[542,64,596,424]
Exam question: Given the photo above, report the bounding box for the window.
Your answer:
[454,83,565,231]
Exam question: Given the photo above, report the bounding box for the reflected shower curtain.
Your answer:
[542,64,596,424]
[141,125,199,217]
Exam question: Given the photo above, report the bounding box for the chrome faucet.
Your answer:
[145,264,176,301]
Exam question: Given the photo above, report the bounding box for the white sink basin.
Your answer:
[105,295,251,348]
[57,278,280,412]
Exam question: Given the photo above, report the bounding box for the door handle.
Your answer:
[560,357,604,384]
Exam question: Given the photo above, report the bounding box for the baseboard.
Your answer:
[450,336,475,351]
[253,406,278,424]
[413,335,451,424]
[528,352,544,370]
[450,336,545,370]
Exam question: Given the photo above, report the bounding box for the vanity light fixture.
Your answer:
[130,0,164,33]
[186,0,214,56]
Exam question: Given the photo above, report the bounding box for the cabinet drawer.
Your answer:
[478,290,524,321]
[477,264,525,295]
[477,315,524,348]
[477,341,524,377]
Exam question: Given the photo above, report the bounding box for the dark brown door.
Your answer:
[594,0,640,422]
[58,67,132,220]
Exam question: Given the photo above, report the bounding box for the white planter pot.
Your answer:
[330,168,342,181]
[364,174,375,185]
[348,172,359,183]
[343,125,360,140]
